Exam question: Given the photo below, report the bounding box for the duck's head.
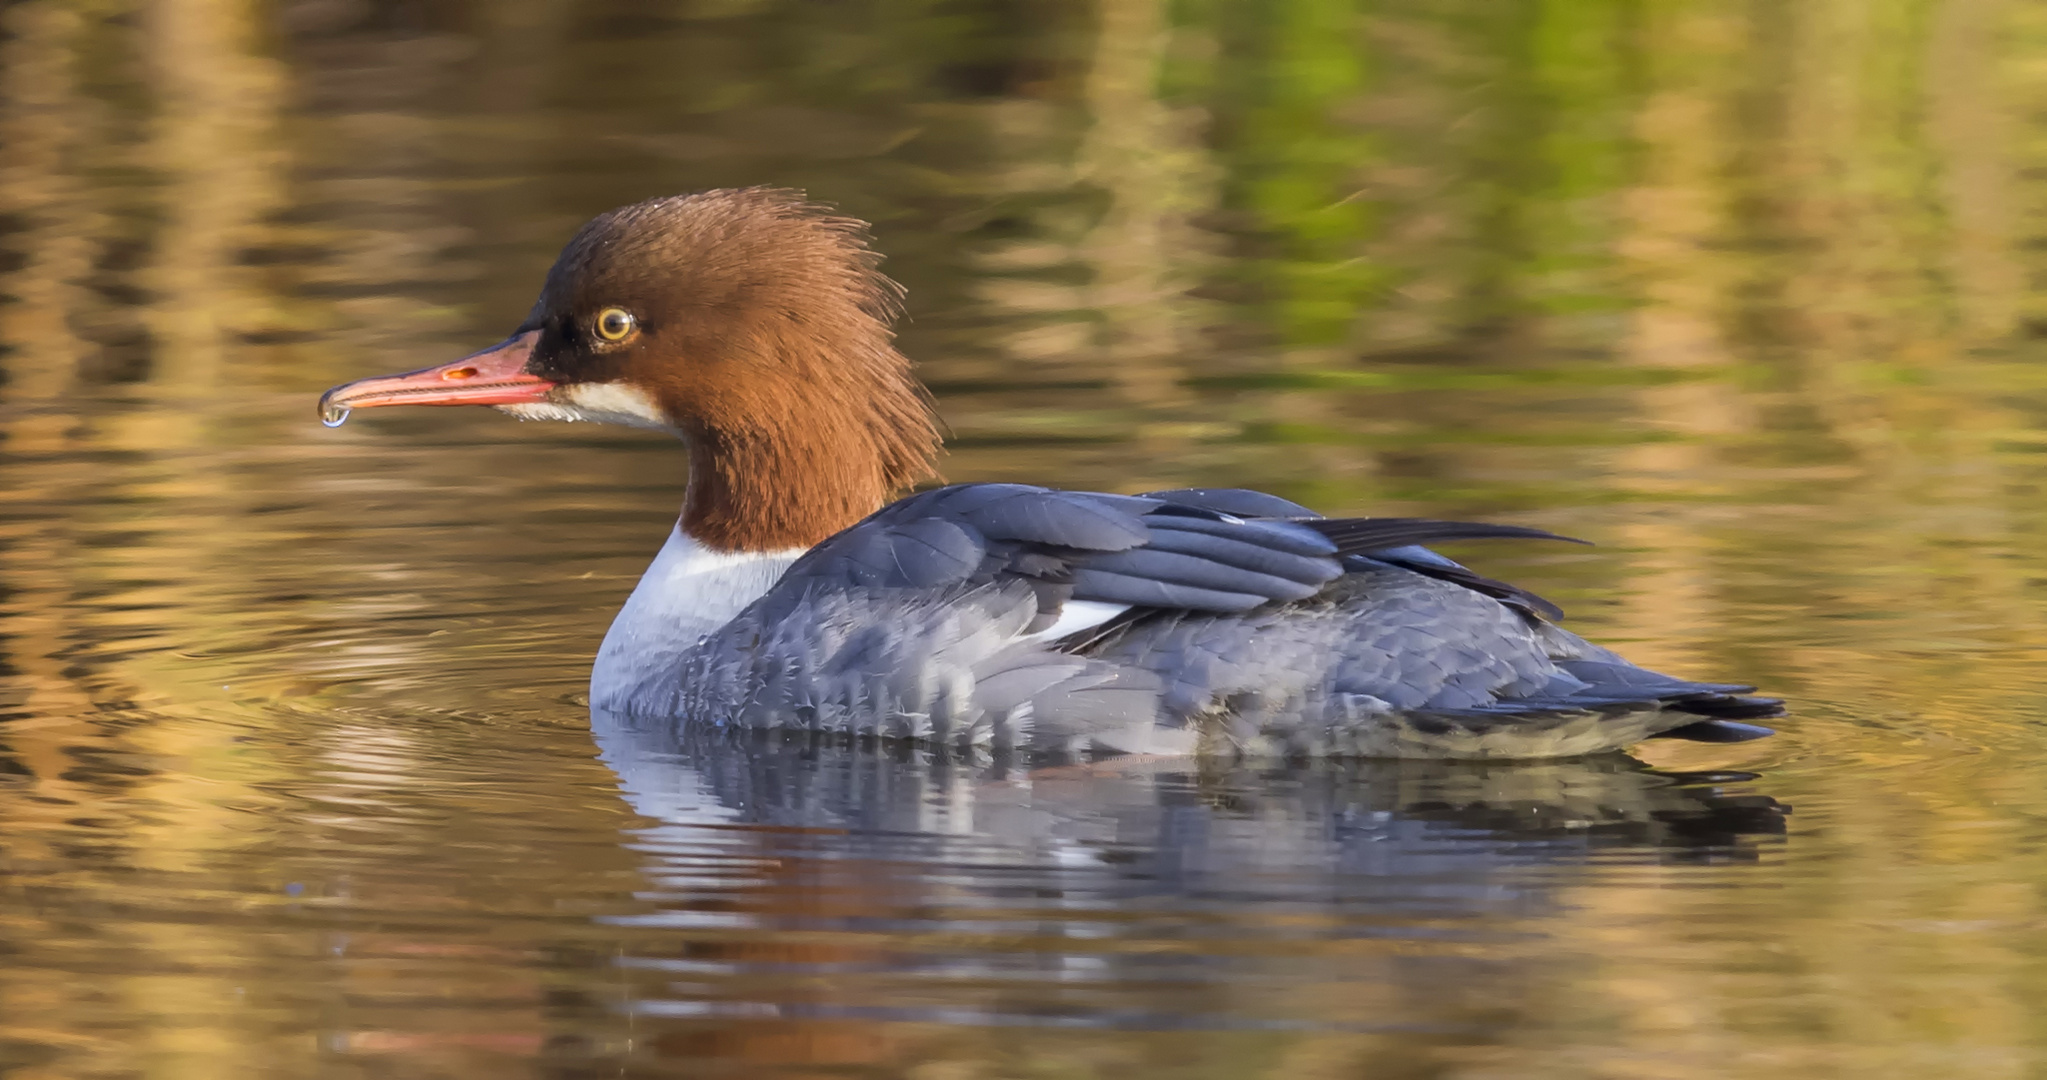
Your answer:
[320,188,943,551]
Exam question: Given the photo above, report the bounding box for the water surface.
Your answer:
[7,1,2047,1076]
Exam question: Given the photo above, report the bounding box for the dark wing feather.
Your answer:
[1079,548,1329,602]
[952,486,1153,550]
[1140,487,1321,519]
[1140,530,1342,586]
[1297,518,1587,556]
[1139,513,1340,562]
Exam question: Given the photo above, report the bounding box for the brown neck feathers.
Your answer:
[675,323,941,553]
[680,405,935,552]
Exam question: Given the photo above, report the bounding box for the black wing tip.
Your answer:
[1674,695,1786,722]
[1298,517,1594,549]
[1439,522,1593,547]
[1650,718,1780,743]
[1512,594,1567,624]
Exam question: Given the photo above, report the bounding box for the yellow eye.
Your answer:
[595,307,637,342]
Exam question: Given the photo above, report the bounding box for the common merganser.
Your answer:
[319,188,1783,758]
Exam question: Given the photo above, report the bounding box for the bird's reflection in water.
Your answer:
[588,709,1785,1064]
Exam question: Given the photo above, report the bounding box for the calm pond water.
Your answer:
[9,0,2047,1076]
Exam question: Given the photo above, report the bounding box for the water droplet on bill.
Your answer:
[320,401,351,427]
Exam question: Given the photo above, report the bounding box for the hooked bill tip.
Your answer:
[318,392,351,428]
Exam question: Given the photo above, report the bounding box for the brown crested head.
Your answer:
[523,188,943,550]
[321,187,944,553]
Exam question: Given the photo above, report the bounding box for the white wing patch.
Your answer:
[1017,600,1130,646]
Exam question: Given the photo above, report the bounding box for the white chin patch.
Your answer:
[496,383,671,430]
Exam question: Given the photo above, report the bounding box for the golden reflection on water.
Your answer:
[5,0,2047,1076]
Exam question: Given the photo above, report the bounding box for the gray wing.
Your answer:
[765,483,1346,621]
[769,483,1579,620]
[669,484,1348,750]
